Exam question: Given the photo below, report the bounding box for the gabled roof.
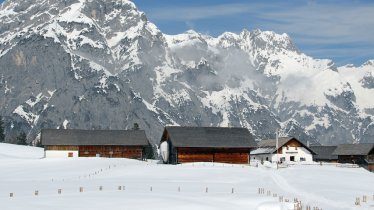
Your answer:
[163,126,257,148]
[251,137,316,155]
[42,129,149,146]
[332,144,374,156]
[310,146,338,160]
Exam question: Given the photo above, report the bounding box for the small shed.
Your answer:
[42,129,150,159]
[333,143,374,171]
[251,137,316,163]
[159,126,257,164]
[310,145,338,163]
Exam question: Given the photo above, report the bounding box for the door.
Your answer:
[290,156,295,161]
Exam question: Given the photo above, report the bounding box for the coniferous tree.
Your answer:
[0,116,5,142]
[16,132,27,145]
[35,139,43,148]
[132,123,139,130]
[144,143,156,160]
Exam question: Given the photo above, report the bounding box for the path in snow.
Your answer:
[0,144,373,210]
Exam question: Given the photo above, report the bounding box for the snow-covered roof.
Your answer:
[250,147,274,155]
[42,129,149,146]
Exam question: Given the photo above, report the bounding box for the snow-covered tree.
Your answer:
[0,116,5,142]
[16,132,27,145]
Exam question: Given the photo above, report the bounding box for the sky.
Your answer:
[0,0,373,66]
[131,0,374,66]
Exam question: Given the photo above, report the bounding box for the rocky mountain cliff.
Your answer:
[1,0,373,145]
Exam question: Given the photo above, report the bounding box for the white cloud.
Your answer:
[144,1,374,65]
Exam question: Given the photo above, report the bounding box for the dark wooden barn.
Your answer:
[42,129,150,159]
[159,126,257,164]
[310,145,338,163]
[333,143,374,171]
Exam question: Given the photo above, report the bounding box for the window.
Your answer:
[68,152,73,157]
[280,157,286,162]
[300,157,306,161]
[290,156,295,161]
[295,147,298,150]
[266,157,269,161]
[286,146,289,150]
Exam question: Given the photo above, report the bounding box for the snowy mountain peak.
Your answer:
[1,0,374,145]
[362,60,374,67]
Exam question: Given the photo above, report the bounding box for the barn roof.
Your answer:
[310,146,338,160]
[164,126,257,148]
[251,137,316,155]
[332,144,374,156]
[41,129,149,146]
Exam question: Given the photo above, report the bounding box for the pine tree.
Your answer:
[35,139,43,148]
[16,132,27,145]
[0,116,4,142]
[132,123,139,130]
[144,143,155,160]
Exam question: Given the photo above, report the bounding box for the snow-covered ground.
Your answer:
[0,143,373,210]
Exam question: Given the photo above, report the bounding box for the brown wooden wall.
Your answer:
[177,147,249,164]
[368,163,374,172]
[45,145,79,150]
[46,145,144,159]
[78,145,143,159]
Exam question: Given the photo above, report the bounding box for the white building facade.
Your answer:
[251,137,315,164]
[45,150,78,158]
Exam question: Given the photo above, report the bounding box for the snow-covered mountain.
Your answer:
[0,0,373,145]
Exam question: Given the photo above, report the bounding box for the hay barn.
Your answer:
[310,145,338,163]
[159,126,257,164]
[42,129,149,159]
[333,143,374,171]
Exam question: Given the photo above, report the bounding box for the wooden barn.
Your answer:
[250,137,316,163]
[41,129,150,159]
[333,143,374,171]
[310,145,338,163]
[159,126,257,164]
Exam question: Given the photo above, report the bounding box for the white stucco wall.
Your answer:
[45,150,79,158]
[251,146,313,163]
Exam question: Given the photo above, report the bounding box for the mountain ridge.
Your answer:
[0,0,373,145]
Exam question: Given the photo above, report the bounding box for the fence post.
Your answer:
[178,186,180,192]
[206,187,208,193]
[99,186,103,191]
[231,188,234,194]
[35,190,39,196]
[150,186,152,192]
[79,187,83,192]
[118,186,122,190]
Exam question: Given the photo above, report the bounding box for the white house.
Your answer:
[250,137,315,164]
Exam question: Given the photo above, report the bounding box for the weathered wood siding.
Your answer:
[177,148,249,164]
[45,145,79,150]
[285,139,302,147]
[78,146,143,159]
[338,155,366,164]
[368,163,374,172]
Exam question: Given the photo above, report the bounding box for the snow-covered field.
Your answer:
[0,143,373,210]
